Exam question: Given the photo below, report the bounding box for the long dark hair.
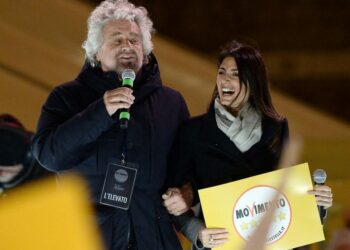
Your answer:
[211,40,283,122]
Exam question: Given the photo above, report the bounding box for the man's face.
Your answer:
[0,164,23,183]
[96,19,144,75]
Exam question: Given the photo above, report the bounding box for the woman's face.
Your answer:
[216,56,249,110]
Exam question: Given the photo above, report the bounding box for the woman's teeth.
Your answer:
[222,88,235,94]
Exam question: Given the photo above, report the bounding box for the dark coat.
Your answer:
[32,54,189,250]
[166,104,289,249]
[168,104,289,192]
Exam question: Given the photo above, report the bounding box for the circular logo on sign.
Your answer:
[232,185,291,244]
[114,169,128,183]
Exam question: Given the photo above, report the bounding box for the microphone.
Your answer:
[312,169,327,224]
[119,69,136,129]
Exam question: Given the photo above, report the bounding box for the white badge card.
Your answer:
[100,160,138,210]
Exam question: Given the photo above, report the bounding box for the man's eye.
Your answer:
[112,39,122,45]
[130,39,139,44]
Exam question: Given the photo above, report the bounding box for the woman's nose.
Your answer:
[222,75,230,82]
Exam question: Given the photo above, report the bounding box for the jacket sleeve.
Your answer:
[32,89,115,172]
[178,93,190,125]
[179,212,205,249]
[166,121,196,188]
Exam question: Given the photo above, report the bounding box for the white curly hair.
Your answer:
[82,0,154,67]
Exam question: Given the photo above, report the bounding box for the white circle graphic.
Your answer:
[232,186,291,244]
[114,169,128,183]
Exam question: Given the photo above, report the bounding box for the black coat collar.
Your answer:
[198,103,281,174]
[76,53,161,104]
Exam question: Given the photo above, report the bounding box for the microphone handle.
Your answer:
[318,205,326,224]
[119,85,133,129]
[315,182,327,224]
[119,107,130,129]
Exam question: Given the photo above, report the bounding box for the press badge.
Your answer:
[100,159,138,210]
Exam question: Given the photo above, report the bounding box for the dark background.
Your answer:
[88,0,350,123]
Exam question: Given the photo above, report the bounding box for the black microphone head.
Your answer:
[313,169,327,184]
[122,69,136,80]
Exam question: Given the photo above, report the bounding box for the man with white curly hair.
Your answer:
[32,1,188,249]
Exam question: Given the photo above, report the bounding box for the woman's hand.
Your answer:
[308,185,333,209]
[198,228,229,248]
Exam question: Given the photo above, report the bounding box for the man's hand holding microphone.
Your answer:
[103,69,136,128]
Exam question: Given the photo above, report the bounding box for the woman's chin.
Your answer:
[218,98,233,107]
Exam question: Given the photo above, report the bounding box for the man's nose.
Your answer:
[121,40,132,50]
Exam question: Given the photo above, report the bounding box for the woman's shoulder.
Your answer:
[261,115,289,147]
[262,115,288,130]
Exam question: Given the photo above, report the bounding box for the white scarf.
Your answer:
[214,99,262,152]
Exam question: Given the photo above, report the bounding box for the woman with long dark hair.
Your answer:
[163,40,333,249]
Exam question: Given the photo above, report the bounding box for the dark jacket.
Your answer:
[168,104,288,190]
[167,103,289,249]
[32,54,189,250]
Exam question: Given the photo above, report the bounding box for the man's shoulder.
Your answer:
[53,79,84,93]
[44,79,91,108]
[47,79,92,103]
[157,85,187,106]
[160,85,182,96]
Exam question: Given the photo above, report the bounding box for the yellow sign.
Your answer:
[199,163,324,250]
[0,175,104,250]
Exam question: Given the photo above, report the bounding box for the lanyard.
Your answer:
[120,128,128,165]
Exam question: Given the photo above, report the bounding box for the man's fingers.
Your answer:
[167,187,181,194]
[108,102,131,110]
[162,191,183,205]
[106,94,134,104]
[104,88,135,104]
[161,194,169,200]
[162,187,190,215]
[103,87,136,115]
[106,87,133,95]
[162,189,173,199]
[163,198,185,211]
[164,203,177,212]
